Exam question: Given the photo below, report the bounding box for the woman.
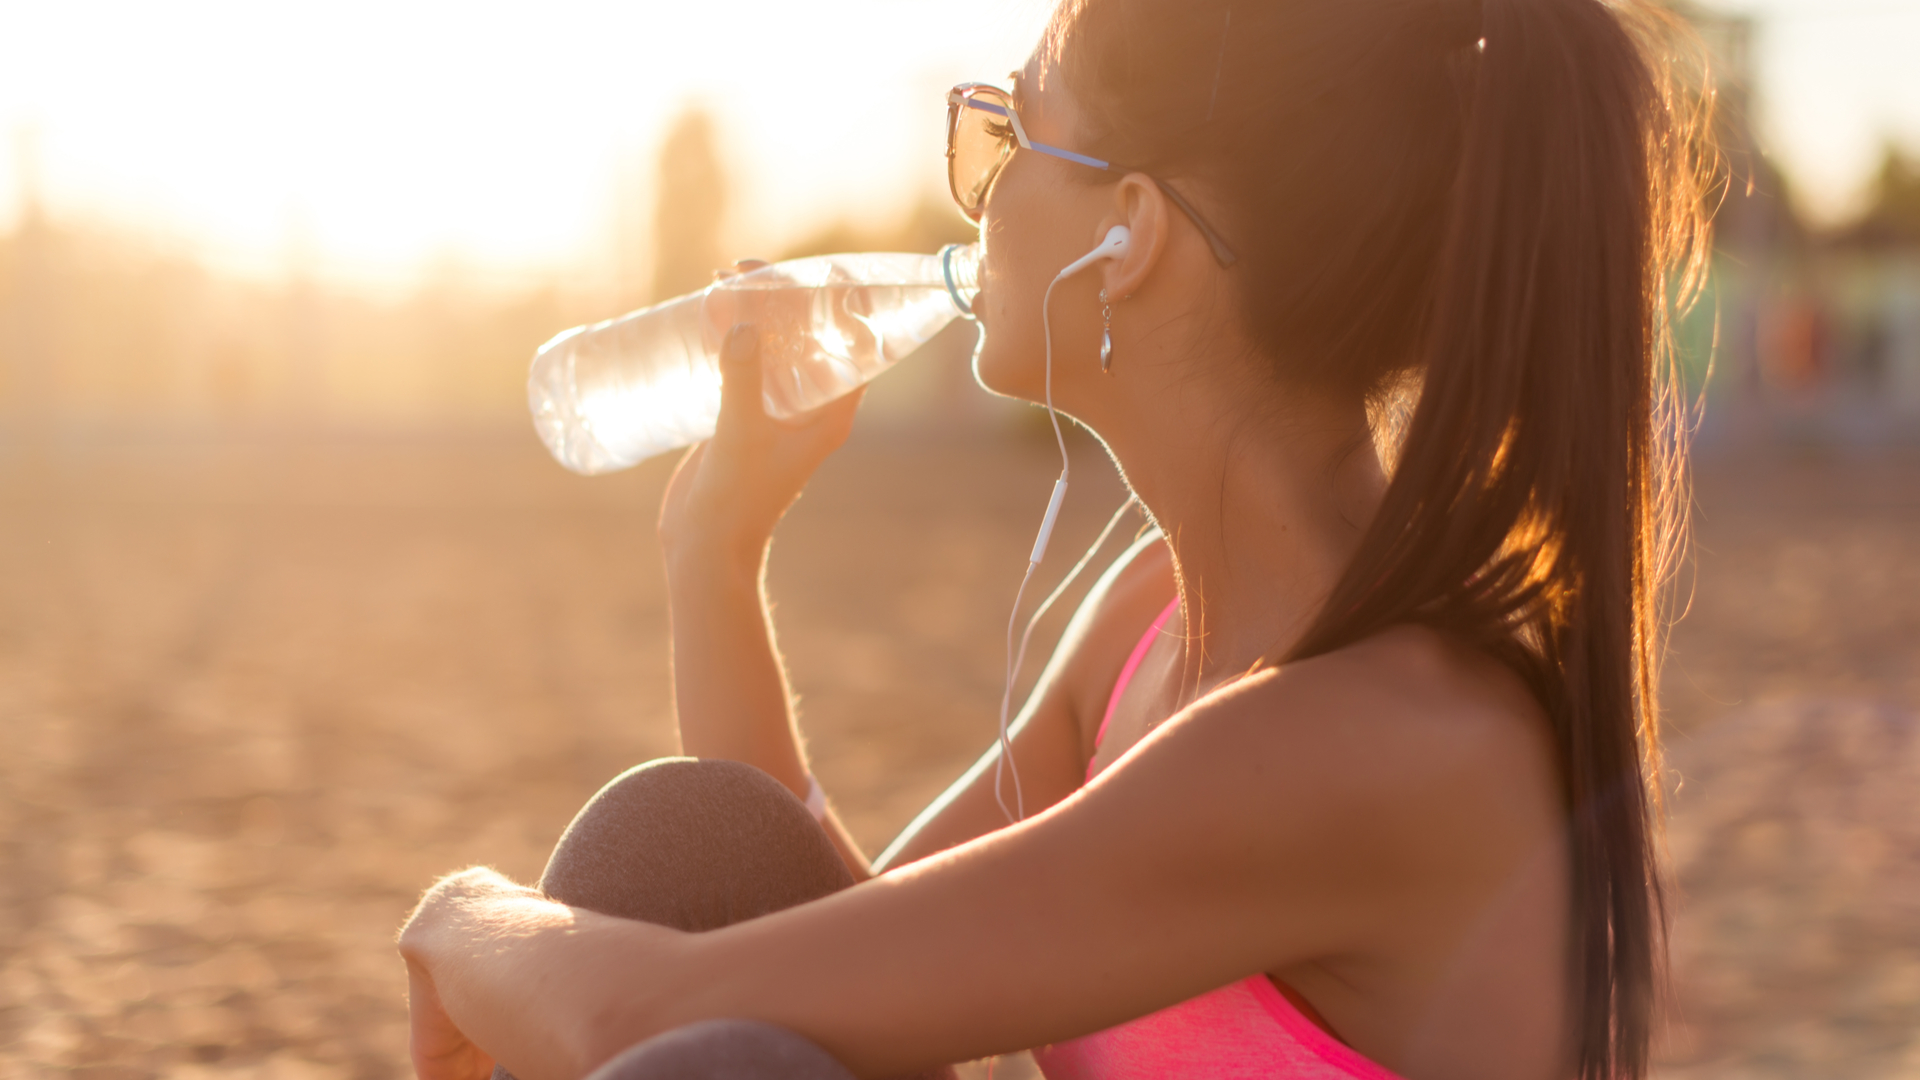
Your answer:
[399,0,1712,1077]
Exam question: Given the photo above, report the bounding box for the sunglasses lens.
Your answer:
[949,93,1016,220]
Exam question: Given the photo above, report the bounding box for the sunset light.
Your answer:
[0,0,1049,287]
[1,2,1916,1079]
[5,0,1915,291]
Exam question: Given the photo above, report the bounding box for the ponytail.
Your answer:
[1059,0,1716,1075]
[1280,2,1713,1076]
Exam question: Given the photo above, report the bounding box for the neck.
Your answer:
[1105,375,1388,692]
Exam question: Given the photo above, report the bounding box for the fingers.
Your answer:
[717,323,765,428]
[712,258,770,283]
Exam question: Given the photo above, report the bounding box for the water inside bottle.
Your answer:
[530,248,978,475]
[536,285,960,474]
[704,281,961,417]
[539,292,719,473]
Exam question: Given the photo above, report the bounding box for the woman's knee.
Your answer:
[584,1019,856,1080]
[538,757,855,931]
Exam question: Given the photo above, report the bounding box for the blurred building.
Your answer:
[5,6,1914,446]
[1822,151,1920,421]
[1675,1,1920,446]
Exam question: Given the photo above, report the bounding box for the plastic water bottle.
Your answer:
[529,243,981,474]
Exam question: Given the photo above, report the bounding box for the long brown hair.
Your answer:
[1051,0,1715,1075]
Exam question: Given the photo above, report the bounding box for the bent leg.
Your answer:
[489,757,924,1079]
[535,756,855,931]
[584,1019,856,1080]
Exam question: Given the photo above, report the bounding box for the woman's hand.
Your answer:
[405,961,495,1080]
[399,869,528,1080]
[658,315,866,574]
[395,868,695,1080]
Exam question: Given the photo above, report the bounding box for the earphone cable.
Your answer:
[993,265,1137,823]
[993,494,1138,824]
[1010,493,1139,717]
[1040,275,1072,483]
[994,559,1039,824]
[993,273,1074,823]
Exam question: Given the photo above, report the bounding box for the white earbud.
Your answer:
[1053,225,1132,282]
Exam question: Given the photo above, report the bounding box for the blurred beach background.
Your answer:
[1,1,1917,1077]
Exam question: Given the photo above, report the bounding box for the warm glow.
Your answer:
[1734,0,1920,223]
[0,0,1050,288]
[1,0,1913,287]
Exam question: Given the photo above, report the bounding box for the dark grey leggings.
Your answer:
[490,757,954,1080]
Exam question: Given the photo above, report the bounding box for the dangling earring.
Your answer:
[1099,289,1115,374]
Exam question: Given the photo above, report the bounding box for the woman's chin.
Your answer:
[968,308,1024,398]
[969,346,1042,404]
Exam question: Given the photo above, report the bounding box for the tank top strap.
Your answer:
[1093,596,1182,753]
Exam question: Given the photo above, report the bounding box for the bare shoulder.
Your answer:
[1210,625,1550,789]
[1075,627,1571,1075]
[1153,625,1564,894]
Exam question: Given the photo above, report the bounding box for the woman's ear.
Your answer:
[1099,174,1172,299]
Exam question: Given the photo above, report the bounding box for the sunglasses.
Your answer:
[945,81,1239,269]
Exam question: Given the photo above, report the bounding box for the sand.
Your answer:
[0,428,1914,1079]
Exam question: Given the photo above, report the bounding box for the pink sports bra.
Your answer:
[1030,598,1405,1080]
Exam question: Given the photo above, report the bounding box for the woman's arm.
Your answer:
[661,313,1167,878]
[404,635,1553,1080]
[657,320,874,873]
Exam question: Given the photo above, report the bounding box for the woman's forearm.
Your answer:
[667,549,875,877]
[666,546,810,790]
[651,331,876,877]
